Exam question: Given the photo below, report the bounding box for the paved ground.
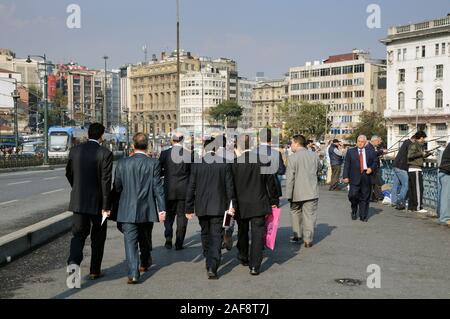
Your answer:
[1,187,449,299]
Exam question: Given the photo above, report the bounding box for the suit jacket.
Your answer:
[159,144,192,201]
[66,141,113,215]
[256,144,286,197]
[113,153,166,223]
[231,151,279,219]
[285,148,320,202]
[185,153,235,217]
[343,147,378,186]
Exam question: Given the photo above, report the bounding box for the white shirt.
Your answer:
[134,150,148,156]
[358,148,368,170]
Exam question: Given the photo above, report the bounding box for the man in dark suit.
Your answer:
[66,123,113,280]
[159,132,192,250]
[343,135,378,222]
[114,133,166,284]
[255,128,286,198]
[365,136,387,202]
[185,137,236,280]
[232,135,279,275]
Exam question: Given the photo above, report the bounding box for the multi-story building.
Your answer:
[252,79,289,128]
[95,69,121,129]
[289,50,386,141]
[200,57,238,101]
[54,63,100,125]
[381,14,450,150]
[129,50,201,135]
[0,49,39,90]
[237,77,256,128]
[179,67,228,130]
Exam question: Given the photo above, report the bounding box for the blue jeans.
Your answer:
[391,168,409,206]
[438,172,450,223]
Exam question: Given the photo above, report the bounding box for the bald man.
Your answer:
[343,135,378,222]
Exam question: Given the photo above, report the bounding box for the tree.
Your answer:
[279,101,329,140]
[208,100,243,128]
[350,111,387,143]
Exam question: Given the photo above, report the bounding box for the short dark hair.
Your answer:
[414,131,427,139]
[307,140,314,145]
[88,123,105,140]
[332,139,340,144]
[292,134,306,147]
[204,136,216,149]
[259,128,272,143]
[133,133,148,151]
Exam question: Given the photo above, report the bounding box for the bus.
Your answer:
[48,126,126,158]
[48,127,88,158]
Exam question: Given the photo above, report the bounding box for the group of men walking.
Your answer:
[64,122,449,286]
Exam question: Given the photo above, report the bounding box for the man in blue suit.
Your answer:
[114,133,166,284]
[343,135,378,222]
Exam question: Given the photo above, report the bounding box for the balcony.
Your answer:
[388,16,450,36]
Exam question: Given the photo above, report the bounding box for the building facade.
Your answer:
[237,77,256,128]
[129,51,201,136]
[289,50,386,141]
[381,15,450,150]
[95,69,121,129]
[252,79,289,128]
[179,67,228,130]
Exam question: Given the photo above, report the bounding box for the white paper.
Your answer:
[101,212,108,226]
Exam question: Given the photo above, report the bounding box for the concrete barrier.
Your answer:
[0,211,72,265]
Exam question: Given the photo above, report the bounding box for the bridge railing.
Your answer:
[380,159,439,211]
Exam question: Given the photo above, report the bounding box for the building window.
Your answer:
[436,64,444,79]
[435,123,447,132]
[416,91,424,109]
[416,46,420,59]
[397,49,401,61]
[354,64,365,73]
[399,124,409,135]
[342,65,353,74]
[422,45,426,58]
[436,43,440,56]
[442,43,446,55]
[398,92,405,110]
[435,89,443,108]
[403,48,407,60]
[416,67,424,82]
[399,69,405,83]
[331,67,342,75]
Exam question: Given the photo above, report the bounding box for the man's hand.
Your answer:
[159,211,166,222]
[343,178,350,184]
[227,207,236,217]
[366,168,373,175]
[185,213,195,220]
[102,210,111,218]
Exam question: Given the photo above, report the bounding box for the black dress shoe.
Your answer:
[165,239,172,249]
[360,217,368,222]
[175,245,184,251]
[207,268,218,280]
[351,213,357,220]
[250,267,260,276]
[395,205,406,211]
[237,256,249,267]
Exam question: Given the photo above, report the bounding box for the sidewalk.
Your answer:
[1,187,450,299]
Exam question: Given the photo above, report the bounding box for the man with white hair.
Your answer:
[343,135,378,222]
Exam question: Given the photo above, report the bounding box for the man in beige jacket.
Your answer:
[285,134,320,248]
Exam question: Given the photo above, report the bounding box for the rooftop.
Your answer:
[381,14,450,44]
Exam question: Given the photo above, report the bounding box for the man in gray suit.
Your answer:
[114,133,166,284]
[285,134,320,248]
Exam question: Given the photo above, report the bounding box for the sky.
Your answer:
[1,0,449,79]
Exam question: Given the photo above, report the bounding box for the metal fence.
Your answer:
[0,153,126,169]
[380,159,439,210]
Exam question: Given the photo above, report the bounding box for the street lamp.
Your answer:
[412,96,424,131]
[26,54,49,165]
[102,55,109,128]
[123,108,130,154]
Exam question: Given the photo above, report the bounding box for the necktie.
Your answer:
[359,149,364,173]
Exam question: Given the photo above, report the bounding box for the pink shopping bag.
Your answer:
[264,207,281,250]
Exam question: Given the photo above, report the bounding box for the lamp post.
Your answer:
[102,56,109,128]
[12,88,20,149]
[26,54,49,165]
[412,96,424,131]
[176,0,180,130]
[123,108,130,155]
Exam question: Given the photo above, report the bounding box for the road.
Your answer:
[1,187,449,299]
[0,168,70,237]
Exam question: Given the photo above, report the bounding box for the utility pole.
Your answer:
[176,0,180,130]
[102,56,109,128]
[12,88,20,149]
